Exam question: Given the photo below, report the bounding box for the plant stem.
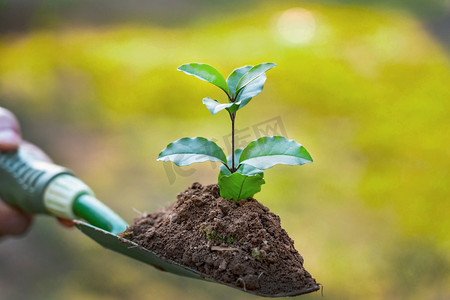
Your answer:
[224,163,233,173]
[231,112,236,172]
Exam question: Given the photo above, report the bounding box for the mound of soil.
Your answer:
[123,183,318,296]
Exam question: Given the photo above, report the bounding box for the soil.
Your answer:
[123,182,318,296]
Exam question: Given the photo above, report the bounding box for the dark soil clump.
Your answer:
[123,182,318,296]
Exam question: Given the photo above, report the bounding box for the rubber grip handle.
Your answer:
[0,149,72,214]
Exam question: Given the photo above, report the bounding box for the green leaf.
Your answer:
[218,171,265,202]
[234,73,267,110]
[239,136,313,170]
[236,62,276,93]
[208,73,267,115]
[201,63,273,115]
[225,103,242,114]
[202,97,237,115]
[157,137,227,166]
[178,63,229,96]
[218,149,265,202]
[226,65,252,98]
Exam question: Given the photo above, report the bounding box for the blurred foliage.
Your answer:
[0,2,449,300]
[0,0,448,33]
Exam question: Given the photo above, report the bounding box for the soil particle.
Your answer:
[123,182,318,296]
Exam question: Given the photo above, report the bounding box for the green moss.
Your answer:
[202,227,235,245]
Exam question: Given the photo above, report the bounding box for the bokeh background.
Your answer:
[0,0,449,299]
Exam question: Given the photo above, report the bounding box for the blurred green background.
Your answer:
[0,0,449,299]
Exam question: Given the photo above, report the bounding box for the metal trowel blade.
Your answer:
[74,220,320,297]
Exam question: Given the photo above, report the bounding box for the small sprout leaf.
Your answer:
[226,65,252,98]
[178,63,229,96]
[206,73,267,115]
[202,97,237,115]
[236,62,276,93]
[218,171,265,202]
[234,73,267,111]
[157,137,227,166]
[239,136,312,170]
[225,104,240,115]
[219,149,265,201]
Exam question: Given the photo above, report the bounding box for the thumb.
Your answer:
[0,199,32,237]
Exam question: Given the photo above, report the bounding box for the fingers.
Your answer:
[0,107,22,151]
[21,141,53,163]
[0,199,33,237]
[0,200,74,238]
[57,217,74,228]
[0,108,30,238]
[0,108,51,163]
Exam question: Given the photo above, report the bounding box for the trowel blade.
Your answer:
[74,220,208,280]
[74,220,320,297]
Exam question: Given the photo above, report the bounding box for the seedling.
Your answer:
[157,63,313,201]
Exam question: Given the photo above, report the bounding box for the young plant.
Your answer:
[157,63,312,201]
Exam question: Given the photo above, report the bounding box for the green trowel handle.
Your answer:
[0,149,71,214]
[0,148,128,234]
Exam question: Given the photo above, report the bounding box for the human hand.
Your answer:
[0,107,73,238]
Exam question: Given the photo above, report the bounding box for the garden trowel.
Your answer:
[0,147,319,297]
